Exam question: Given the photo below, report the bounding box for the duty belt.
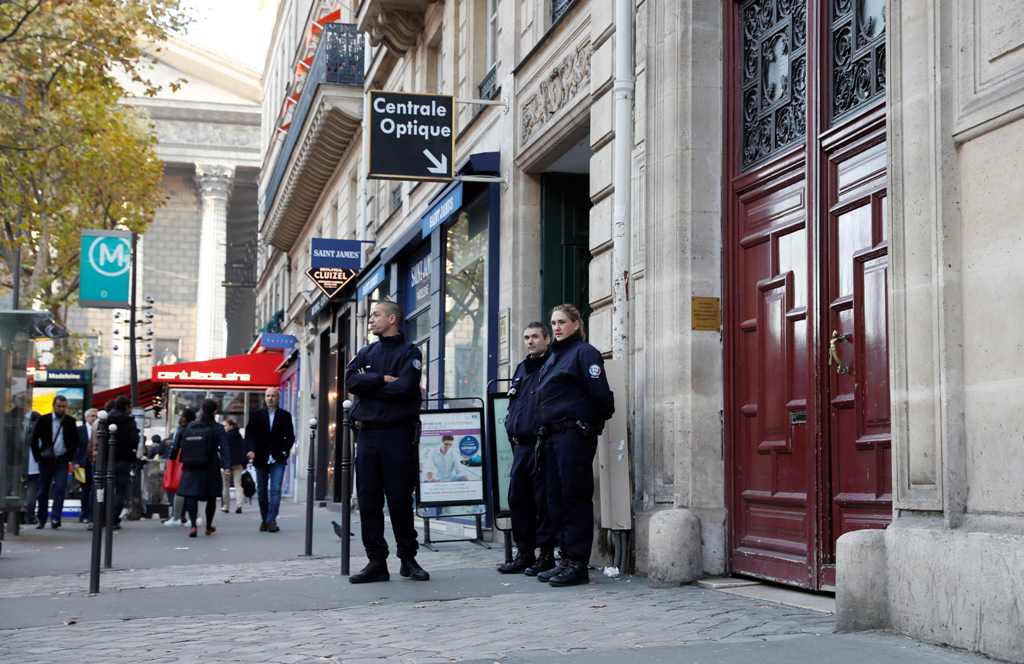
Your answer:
[535,419,576,437]
[353,419,416,431]
[510,435,537,446]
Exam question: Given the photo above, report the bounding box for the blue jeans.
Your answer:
[37,461,69,524]
[257,462,286,525]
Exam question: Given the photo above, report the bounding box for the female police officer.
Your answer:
[534,304,614,587]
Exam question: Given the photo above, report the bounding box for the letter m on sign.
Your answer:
[79,229,133,309]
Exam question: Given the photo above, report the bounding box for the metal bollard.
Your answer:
[104,422,117,569]
[303,418,317,557]
[88,411,109,594]
[340,400,353,576]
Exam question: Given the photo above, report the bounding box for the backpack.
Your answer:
[240,467,256,498]
[179,424,213,466]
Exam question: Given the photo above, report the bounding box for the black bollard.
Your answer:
[304,418,317,557]
[339,400,353,576]
[104,421,117,569]
[88,411,109,594]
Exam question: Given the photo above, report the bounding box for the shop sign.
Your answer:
[258,333,298,351]
[357,264,386,301]
[368,91,454,182]
[420,182,463,238]
[79,229,132,308]
[155,369,252,382]
[409,254,431,309]
[311,238,362,270]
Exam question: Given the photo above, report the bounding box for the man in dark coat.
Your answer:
[76,408,98,523]
[29,395,79,529]
[245,387,295,532]
[107,396,140,529]
[345,300,429,584]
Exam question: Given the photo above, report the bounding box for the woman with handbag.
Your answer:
[163,408,196,527]
[176,399,227,538]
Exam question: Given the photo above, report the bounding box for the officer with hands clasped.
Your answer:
[535,304,615,587]
[345,300,430,583]
[498,322,556,576]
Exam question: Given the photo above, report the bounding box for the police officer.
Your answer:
[345,300,429,583]
[535,304,614,587]
[498,322,556,576]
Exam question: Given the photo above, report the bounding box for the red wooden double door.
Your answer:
[724,0,891,589]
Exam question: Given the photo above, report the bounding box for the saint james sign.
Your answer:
[306,238,362,299]
[368,90,454,182]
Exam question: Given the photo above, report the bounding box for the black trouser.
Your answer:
[183,497,215,528]
[355,424,419,561]
[508,439,553,552]
[36,459,69,524]
[543,428,598,564]
[112,461,133,525]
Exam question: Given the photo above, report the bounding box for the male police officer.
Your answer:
[345,301,429,583]
[498,322,556,575]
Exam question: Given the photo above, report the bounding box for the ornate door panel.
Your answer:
[726,0,891,589]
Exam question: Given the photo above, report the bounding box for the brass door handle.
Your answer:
[829,329,851,375]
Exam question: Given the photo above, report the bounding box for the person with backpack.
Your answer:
[176,399,227,538]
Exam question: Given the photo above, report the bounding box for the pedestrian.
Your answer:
[22,411,41,525]
[220,418,246,514]
[76,408,98,524]
[28,395,79,529]
[245,386,295,533]
[498,322,556,575]
[107,396,140,530]
[534,304,615,587]
[163,408,196,527]
[176,398,226,538]
[345,300,429,584]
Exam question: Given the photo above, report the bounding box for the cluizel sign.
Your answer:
[368,90,454,182]
[306,238,362,299]
[79,229,132,308]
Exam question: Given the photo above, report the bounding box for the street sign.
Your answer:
[306,238,362,299]
[80,230,132,308]
[368,90,454,182]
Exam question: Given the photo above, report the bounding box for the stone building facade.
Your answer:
[68,37,262,391]
[256,2,1024,660]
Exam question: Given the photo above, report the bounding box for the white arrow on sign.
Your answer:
[423,149,448,175]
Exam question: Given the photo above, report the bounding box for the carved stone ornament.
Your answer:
[195,164,234,200]
[366,9,425,57]
[520,41,592,147]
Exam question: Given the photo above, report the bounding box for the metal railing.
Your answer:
[263,23,364,222]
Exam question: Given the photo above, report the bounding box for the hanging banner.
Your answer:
[306,237,362,299]
[79,230,132,308]
[368,90,455,182]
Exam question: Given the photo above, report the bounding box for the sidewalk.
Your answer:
[0,502,992,663]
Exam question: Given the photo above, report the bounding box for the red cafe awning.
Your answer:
[92,379,163,410]
[151,351,283,390]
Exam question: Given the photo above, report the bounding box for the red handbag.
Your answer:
[163,451,183,493]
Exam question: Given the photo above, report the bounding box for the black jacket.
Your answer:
[223,428,247,467]
[244,407,295,468]
[505,351,549,440]
[175,420,226,498]
[76,423,93,468]
[345,333,422,424]
[536,333,615,431]
[107,408,140,463]
[29,412,79,466]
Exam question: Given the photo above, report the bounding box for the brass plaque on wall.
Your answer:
[691,297,721,331]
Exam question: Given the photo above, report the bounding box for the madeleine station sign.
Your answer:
[368,90,454,182]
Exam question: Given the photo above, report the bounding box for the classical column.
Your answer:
[194,164,234,361]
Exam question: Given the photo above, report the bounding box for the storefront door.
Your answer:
[724,0,890,589]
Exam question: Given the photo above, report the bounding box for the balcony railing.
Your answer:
[263,23,364,222]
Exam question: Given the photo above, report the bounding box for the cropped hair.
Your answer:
[525,321,549,338]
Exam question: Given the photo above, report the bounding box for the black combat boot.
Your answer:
[547,559,589,587]
[524,549,556,577]
[536,557,565,582]
[497,550,536,574]
[349,559,390,584]
[399,557,430,581]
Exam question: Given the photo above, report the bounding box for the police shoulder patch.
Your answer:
[412,359,422,370]
[588,364,602,378]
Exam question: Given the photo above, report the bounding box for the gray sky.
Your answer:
[179,0,279,73]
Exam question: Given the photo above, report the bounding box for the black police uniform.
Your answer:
[535,331,614,581]
[504,350,553,562]
[345,332,422,563]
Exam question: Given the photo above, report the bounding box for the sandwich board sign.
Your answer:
[368,90,454,182]
[306,238,361,299]
[80,230,132,308]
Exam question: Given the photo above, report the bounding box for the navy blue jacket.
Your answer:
[504,351,549,440]
[345,333,423,424]
[536,333,615,431]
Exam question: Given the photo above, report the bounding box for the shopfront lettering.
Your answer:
[155,370,253,382]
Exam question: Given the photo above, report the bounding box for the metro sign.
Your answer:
[80,229,133,308]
